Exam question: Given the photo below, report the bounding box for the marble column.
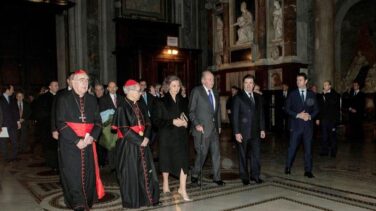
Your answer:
[98,0,117,83]
[56,12,68,88]
[68,0,88,72]
[313,0,334,87]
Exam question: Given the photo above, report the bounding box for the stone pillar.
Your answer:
[99,0,117,83]
[56,12,68,88]
[68,0,88,71]
[313,0,334,87]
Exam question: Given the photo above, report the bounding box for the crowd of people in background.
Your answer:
[0,70,374,210]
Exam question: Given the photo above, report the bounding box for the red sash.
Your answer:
[66,122,105,199]
[111,125,145,139]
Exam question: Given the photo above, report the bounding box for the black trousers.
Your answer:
[320,121,337,156]
[286,127,313,172]
[237,137,260,180]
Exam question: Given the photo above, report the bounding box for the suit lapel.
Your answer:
[239,91,252,106]
[296,90,304,106]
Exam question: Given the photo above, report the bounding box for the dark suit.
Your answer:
[285,89,319,173]
[140,92,158,147]
[51,88,71,133]
[232,91,265,180]
[17,100,32,152]
[35,91,57,169]
[275,90,289,134]
[139,92,156,117]
[99,93,125,111]
[189,85,222,181]
[347,90,365,140]
[317,90,340,156]
[0,94,20,161]
[98,93,125,167]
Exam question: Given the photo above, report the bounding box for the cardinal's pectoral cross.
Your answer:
[79,113,87,122]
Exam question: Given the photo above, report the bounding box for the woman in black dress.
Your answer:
[153,75,191,201]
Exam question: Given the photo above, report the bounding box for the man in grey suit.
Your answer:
[189,70,225,186]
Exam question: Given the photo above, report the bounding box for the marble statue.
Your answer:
[233,1,254,45]
[343,51,368,90]
[215,16,224,65]
[272,0,283,41]
[364,63,376,93]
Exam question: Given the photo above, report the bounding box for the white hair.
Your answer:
[123,85,138,94]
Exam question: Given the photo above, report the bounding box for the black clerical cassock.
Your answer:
[56,90,104,210]
[112,97,159,208]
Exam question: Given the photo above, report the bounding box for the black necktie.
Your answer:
[249,93,255,104]
[300,90,305,102]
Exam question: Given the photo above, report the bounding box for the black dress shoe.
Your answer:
[251,178,263,184]
[242,180,250,185]
[284,167,291,175]
[213,180,225,186]
[304,172,315,178]
[191,176,198,184]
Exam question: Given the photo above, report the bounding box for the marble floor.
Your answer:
[0,123,375,211]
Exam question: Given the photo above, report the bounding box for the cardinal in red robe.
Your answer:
[112,79,160,208]
[56,70,104,211]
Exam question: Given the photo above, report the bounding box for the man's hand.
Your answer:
[260,131,266,139]
[235,133,243,143]
[17,121,21,129]
[298,112,311,121]
[297,111,305,119]
[84,135,94,145]
[218,128,221,134]
[302,113,311,121]
[316,120,320,125]
[19,118,25,123]
[52,131,59,140]
[173,118,186,127]
[195,124,204,133]
[141,137,149,147]
[181,119,188,128]
[76,139,87,149]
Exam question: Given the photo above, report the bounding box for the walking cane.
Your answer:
[200,130,204,191]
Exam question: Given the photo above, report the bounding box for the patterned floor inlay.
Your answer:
[223,197,333,211]
[2,124,376,210]
[8,156,376,211]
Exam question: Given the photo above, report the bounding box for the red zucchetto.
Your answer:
[75,69,87,75]
[124,79,138,87]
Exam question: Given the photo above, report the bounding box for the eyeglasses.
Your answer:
[74,78,89,83]
[129,89,142,94]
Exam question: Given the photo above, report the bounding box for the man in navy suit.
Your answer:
[232,75,265,185]
[285,73,319,178]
